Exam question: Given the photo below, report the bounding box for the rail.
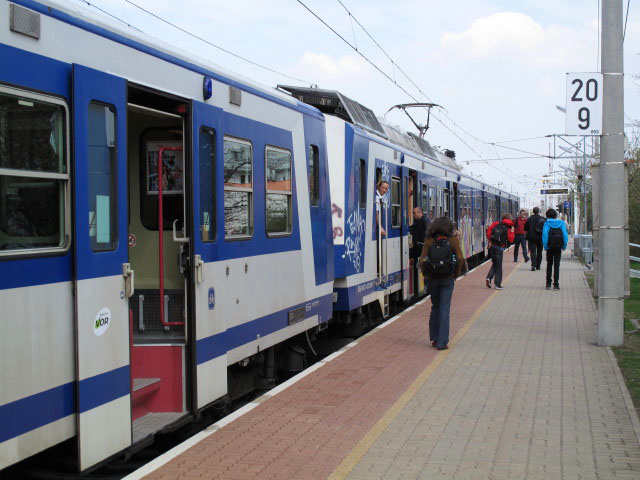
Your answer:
[631,243,640,279]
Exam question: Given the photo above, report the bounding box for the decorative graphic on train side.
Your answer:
[460,207,472,258]
[332,203,343,240]
[342,209,366,271]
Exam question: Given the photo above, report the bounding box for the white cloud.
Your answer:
[293,52,370,82]
[439,12,593,67]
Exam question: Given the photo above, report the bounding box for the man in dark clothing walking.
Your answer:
[410,207,430,295]
[524,207,545,271]
[512,209,529,263]
[485,214,515,290]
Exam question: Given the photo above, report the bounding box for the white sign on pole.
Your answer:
[565,72,603,136]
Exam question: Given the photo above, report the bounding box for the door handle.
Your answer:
[173,219,189,243]
[122,263,135,298]
[195,255,204,284]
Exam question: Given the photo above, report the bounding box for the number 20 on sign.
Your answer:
[565,72,603,136]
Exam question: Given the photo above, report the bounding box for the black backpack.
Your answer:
[533,216,545,235]
[424,236,456,278]
[490,223,508,246]
[548,226,564,249]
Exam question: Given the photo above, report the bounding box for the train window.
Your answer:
[428,186,436,217]
[391,176,401,228]
[437,187,443,217]
[224,136,253,238]
[359,159,366,209]
[0,87,69,253]
[199,127,216,242]
[443,188,450,216]
[421,183,428,213]
[308,145,319,207]
[88,102,117,251]
[265,146,292,235]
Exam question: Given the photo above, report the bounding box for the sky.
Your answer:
[70,0,640,207]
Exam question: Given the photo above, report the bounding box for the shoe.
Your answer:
[546,284,551,290]
[495,285,504,290]
[431,340,437,347]
[536,267,541,270]
[553,285,560,290]
[531,266,536,271]
[436,345,449,350]
[514,259,518,262]
[525,258,530,263]
[486,278,491,289]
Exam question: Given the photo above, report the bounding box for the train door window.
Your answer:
[375,167,382,188]
[421,183,428,213]
[308,144,319,207]
[0,87,69,254]
[359,158,366,209]
[390,176,401,228]
[87,102,117,251]
[443,188,450,217]
[199,127,216,242]
[265,146,292,235]
[437,187,443,217]
[224,136,253,238]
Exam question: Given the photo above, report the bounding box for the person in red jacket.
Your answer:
[512,209,529,263]
[485,214,515,290]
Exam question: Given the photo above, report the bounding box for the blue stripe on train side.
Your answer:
[333,269,407,311]
[196,293,333,365]
[0,365,130,443]
[0,382,75,443]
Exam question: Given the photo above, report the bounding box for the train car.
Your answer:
[279,87,519,327]
[0,0,334,472]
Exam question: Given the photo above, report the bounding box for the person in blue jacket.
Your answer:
[542,208,569,290]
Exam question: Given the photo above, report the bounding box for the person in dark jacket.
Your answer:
[512,209,529,263]
[524,207,546,271]
[485,214,515,290]
[419,217,465,350]
[410,207,430,295]
[542,208,569,290]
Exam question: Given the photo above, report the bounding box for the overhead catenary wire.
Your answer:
[624,0,631,40]
[75,0,143,32]
[325,0,536,195]
[113,0,314,85]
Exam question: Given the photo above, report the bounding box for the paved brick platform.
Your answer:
[128,248,640,480]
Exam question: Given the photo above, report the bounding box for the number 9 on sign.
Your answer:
[565,73,603,136]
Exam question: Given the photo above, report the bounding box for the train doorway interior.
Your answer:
[127,86,191,444]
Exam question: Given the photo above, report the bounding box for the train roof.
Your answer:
[279,85,463,172]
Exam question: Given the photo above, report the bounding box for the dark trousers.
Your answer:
[513,234,528,261]
[529,239,543,269]
[546,248,562,286]
[428,276,455,348]
[487,246,504,286]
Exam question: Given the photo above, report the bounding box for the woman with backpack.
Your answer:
[419,217,466,350]
[542,208,569,290]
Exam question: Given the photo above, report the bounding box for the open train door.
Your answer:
[72,64,131,471]
[190,99,227,410]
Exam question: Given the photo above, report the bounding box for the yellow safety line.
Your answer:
[328,264,521,480]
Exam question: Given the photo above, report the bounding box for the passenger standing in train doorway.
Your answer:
[410,207,430,294]
[419,217,465,350]
[524,207,546,271]
[375,180,389,278]
[485,214,515,290]
[512,209,529,263]
[542,208,569,290]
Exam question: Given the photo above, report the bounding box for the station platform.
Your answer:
[127,248,640,479]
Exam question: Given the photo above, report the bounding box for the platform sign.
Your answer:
[540,188,569,195]
[565,73,603,136]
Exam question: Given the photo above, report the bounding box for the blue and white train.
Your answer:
[0,0,518,473]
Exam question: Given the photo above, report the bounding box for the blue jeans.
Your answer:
[428,276,455,348]
[513,234,528,261]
